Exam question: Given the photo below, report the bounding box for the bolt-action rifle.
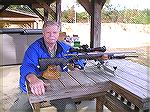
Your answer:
[39,45,138,72]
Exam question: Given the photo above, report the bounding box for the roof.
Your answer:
[0,9,41,21]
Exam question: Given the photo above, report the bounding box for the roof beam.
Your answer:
[0,0,37,5]
[97,0,106,8]
[31,0,55,8]
[0,0,56,5]
[0,5,9,13]
[28,5,44,21]
[78,0,92,16]
[37,2,56,20]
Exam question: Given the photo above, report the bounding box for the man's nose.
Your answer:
[49,32,54,36]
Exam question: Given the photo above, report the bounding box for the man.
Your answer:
[10,21,85,112]
[10,21,108,112]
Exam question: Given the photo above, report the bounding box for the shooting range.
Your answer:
[0,0,150,112]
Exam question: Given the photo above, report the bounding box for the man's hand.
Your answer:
[26,74,45,96]
[101,54,109,60]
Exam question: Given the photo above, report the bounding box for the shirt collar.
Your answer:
[41,37,63,55]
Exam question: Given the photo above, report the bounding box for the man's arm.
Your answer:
[20,46,45,95]
[26,74,45,95]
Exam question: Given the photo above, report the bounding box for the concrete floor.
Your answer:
[0,65,110,112]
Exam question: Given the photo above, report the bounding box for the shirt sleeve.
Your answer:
[20,46,40,81]
[74,59,86,69]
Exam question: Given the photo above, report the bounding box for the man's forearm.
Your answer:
[26,74,38,83]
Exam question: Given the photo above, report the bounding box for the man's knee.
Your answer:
[50,98,77,112]
[9,92,32,112]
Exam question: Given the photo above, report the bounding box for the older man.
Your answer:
[10,21,108,112]
[10,21,85,112]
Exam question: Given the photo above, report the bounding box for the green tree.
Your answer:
[142,9,150,24]
[102,4,119,22]
[62,6,75,23]
[77,12,89,23]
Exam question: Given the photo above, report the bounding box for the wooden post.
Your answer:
[32,103,41,112]
[56,0,61,30]
[96,96,104,112]
[44,1,50,21]
[90,0,102,48]
[44,8,48,21]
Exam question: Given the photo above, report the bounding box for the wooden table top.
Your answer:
[28,65,111,104]
[28,59,150,110]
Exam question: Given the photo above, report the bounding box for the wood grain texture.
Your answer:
[28,60,150,111]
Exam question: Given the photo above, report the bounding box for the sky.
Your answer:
[61,0,150,12]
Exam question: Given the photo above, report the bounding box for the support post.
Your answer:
[96,96,104,112]
[90,0,102,48]
[32,103,41,112]
[56,0,61,30]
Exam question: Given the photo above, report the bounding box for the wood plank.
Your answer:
[86,66,149,109]
[32,103,41,112]
[111,77,149,99]
[80,69,109,83]
[104,93,135,112]
[114,68,148,90]
[105,60,150,90]
[28,82,110,104]
[58,72,80,87]
[107,60,148,75]
[31,0,55,8]
[68,70,96,86]
[120,60,148,72]
[43,79,65,91]
[110,81,144,110]
[90,66,149,98]
[0,0,37,5]
[85,60,97,67]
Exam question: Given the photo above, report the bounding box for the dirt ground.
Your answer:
[0,23,149,112]
[0,65,20,112]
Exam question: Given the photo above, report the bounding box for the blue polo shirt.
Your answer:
[20,38,85,93]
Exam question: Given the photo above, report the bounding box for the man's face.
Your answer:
[43,25,59,44]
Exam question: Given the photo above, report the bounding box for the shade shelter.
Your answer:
[0,0,106,48]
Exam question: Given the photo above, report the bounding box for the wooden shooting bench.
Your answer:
[104,60,150,112]
[27,60,150,112]
[27,62,111,112]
